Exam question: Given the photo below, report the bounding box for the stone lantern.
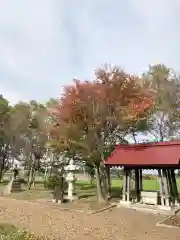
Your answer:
[64,159,79,202]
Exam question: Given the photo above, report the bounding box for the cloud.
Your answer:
[0,0,180,104]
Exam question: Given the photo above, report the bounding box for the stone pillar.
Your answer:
[158,169,165,206]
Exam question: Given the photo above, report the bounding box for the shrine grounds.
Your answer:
[0,175,180,239]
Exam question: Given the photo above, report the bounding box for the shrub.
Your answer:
[44,175,64,189]
[143,174,157,180]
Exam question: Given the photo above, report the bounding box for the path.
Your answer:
[0,198,179,240]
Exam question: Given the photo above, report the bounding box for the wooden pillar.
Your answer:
[127,169,131,202]
[139,169,143,203]
[135,169,140,202]
[158,169,165,206]
[162,169,170,206]
[122,168,127,201]
[170,169,179,204]
[139,169,143,191]
[166,169,174,205]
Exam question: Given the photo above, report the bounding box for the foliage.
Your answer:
[50,67,152,157]
[142,174,157,180]
[111,168,124,180]
[44,175,65,189]
[0,95,11,145]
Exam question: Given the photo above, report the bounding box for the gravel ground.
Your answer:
[0,198,179,240]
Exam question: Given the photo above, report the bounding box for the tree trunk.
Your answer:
[28,154,36,190]
[32,170,37,187]
[26,155,32,182]
[90,176,93,185]
[49,165,53,177]
[44,165,48,181]
[95,165,105,203]
[27,165,31,182]
[95,162,109,203]
[0,156,5,182]
[28,167,36,190]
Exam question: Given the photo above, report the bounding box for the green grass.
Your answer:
[0,223,39,239]
[76,178,180,192]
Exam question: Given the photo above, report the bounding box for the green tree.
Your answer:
[142,64,180,141]
[0,95,11,180]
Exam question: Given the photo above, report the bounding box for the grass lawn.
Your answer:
[0,223,40,239]
[76,178,180,192]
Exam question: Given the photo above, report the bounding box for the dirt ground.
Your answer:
[0,198,179,240]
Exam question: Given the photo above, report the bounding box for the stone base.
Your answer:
[65,195,78,202]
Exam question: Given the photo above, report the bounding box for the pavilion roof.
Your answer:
[105,141,180,166]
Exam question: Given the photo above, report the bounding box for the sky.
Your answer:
[0,0,180,105]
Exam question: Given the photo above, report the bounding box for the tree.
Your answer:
[0,95,11,181]
[50,66,153,202]
[27,102,49,189]
[8,102,32,160]
[142,64,180,141]
[8,100,49,188]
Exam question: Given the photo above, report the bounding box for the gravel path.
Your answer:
[0,198,179,240]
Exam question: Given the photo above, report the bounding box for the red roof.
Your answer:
[105,141,180,166]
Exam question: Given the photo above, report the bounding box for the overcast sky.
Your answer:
[1,0,180,104]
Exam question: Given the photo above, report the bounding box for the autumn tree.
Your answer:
[50,66,153,202]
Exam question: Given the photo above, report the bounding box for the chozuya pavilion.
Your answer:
[105,141,180,210]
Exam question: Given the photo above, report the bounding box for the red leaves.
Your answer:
[49,67,153,150]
